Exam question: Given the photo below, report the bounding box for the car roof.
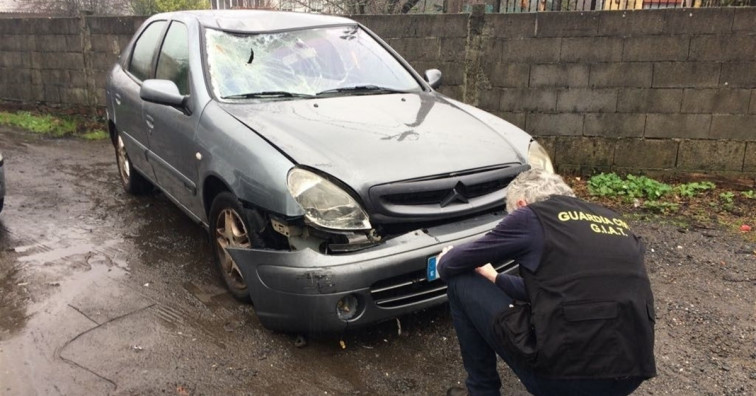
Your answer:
[164,10,357,33]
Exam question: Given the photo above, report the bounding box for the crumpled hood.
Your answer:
[219,92,526,193]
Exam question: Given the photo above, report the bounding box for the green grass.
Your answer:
[582,172,755,241]
[0,111,107,140]
[587,173,721,203]
[80,130,109,140]
[676,181,716,198]
[587,172,674,201]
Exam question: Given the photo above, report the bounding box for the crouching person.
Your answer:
[437,169,656,396]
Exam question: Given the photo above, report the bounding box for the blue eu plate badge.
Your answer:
[427,255,439,282]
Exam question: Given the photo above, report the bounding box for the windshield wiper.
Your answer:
[315,85,407,96]
[222,91,313,99]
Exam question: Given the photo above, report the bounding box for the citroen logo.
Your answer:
[440,181,469,208]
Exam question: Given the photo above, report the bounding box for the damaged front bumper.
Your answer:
[228,212,517,333]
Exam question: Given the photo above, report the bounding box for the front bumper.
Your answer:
[228,211,517,333]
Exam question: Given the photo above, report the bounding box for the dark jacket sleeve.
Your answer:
[495,273,528,301]
[437,208,542,300]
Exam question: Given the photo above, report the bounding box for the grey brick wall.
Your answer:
[353,13,468,100]
[453,7,755,176]
[0,9,754,176]
[0,16,143,108]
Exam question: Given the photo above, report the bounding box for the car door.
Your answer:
[143,20,203,217]
[111,20,167,182]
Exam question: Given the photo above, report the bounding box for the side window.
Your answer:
[156,22,191,95]
[128,21,167,81]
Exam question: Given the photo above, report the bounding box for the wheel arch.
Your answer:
[108,119,118,147]
[202,174,290,250]
[202,174,231,218]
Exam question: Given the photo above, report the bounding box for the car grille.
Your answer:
[370,259,519,308]
[367,164,529,223]
[381,178,509,206]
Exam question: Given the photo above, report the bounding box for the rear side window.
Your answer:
[156,22,190,95]
[128,21,167,81]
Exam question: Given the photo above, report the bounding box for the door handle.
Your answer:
[114,93,122,105]
[145,114,154,130]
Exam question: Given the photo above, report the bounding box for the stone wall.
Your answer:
[1,9,754,176]
[354,8,756,176]
[0,16,144,107]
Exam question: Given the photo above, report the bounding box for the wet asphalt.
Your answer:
[0,128,492,395]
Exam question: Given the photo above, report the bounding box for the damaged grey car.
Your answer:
[105,10,554,333]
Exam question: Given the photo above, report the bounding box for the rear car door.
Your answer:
[110,20,168,182]
[143,21,203,216]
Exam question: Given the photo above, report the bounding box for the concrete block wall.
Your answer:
[353,13,470,100]
[473,8,755,175]
[86,17,146,106]
[357,8,756,177]
[0,16,144,108]
[0,18,83,104]
[0,9,754,176]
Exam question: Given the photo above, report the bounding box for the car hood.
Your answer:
[218,92,526,192]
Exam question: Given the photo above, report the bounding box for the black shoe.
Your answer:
[446,386,468,396]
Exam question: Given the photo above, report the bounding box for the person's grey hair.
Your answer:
[505,168,575,213]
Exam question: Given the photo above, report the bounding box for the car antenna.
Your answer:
[247,48,254,64]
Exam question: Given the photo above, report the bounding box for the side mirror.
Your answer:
[140,79,185,107]
[424,69,443,90]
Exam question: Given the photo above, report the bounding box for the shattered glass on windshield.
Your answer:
[205,25,422,99]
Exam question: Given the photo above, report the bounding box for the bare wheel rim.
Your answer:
[116,136,130,185]
[215,208,252,290]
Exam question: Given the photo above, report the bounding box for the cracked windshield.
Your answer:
[205,25,422,99]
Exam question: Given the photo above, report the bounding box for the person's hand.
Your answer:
[437,245,454,263]
[475,263,497,283]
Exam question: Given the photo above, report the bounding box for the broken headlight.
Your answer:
[287,168,372,231]
[528,140,554,174]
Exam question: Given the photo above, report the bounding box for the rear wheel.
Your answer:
[115,133,152,194]
[210,192,254,302]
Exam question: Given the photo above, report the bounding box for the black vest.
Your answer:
[519,196,656,379]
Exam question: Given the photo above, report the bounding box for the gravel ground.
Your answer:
[630,222,756,396]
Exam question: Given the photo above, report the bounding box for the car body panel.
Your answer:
[218,92,527,194]
[188,9,355,33]
[195,102,303,220]
[144,100,201,212]
[108,64,157,182]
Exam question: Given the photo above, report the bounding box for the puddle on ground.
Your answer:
[0,259,26,339]
[0,135,134,339]
[17,237,123,265]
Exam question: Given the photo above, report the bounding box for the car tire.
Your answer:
[210,192,255,302]
[115,132,152,194]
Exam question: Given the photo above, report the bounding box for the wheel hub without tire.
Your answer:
[116,136,130,184]
[215,208,251,290]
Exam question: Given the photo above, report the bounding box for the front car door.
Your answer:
[143,20,204,218]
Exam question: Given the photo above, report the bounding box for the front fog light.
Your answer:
[336,294,361,321]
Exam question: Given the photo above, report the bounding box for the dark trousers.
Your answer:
[446,272,644,396]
